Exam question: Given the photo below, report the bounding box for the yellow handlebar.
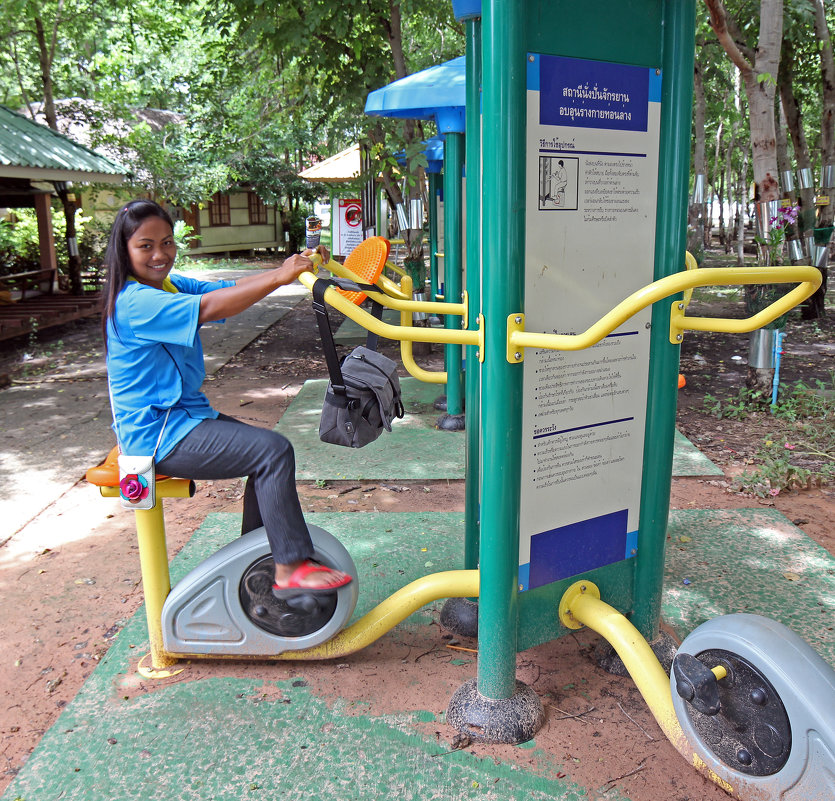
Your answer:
[668,265,819,343]
[298,270,481,350]
[311,253,411,301]
[506,264,821,361]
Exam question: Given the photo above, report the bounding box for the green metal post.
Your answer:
[464,17,482,571]
[428,172,440,301]
[477,0,526,699]
[443,132,465,417]
[633,0,697,638]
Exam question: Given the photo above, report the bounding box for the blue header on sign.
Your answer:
[533,54,657,133]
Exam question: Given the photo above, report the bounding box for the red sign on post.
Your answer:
[335,199,363,256]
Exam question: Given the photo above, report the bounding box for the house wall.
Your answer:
[190,193,282,255]
[78,188,284,255]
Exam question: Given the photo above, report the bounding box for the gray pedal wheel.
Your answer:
[671,613,835,800]
[163,523,358,656]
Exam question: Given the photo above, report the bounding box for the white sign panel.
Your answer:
[334,198,363,257]
[519,54,662,591]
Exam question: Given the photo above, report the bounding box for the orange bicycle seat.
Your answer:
[85,445,169,487]
[338,236,390,305]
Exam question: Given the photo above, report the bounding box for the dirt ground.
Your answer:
[1,259,833,800]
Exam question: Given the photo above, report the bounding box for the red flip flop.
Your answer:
[271,559,353,598]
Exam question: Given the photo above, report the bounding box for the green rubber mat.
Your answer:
[6,508,832,801]
[277,379,716,481]
[1,511,624,801]
[671,430,724,476]
[663,508,835,666]
[278,378,465,480]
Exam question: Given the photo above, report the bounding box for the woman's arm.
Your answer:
[197,248,325,323]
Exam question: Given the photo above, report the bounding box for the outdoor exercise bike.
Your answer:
[87,236,834,799]
[85,235,477,679]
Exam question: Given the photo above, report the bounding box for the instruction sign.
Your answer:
[519,54,663,591]
[334,199,363,257]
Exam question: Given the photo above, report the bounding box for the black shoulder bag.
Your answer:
[312,277,405,448]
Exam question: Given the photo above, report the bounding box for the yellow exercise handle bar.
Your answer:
[309,252,410,301]
[507,264,821,362]
[298,270,482,350]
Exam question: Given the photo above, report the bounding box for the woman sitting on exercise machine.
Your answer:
[102,199,352,598]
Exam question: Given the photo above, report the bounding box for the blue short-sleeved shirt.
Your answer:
[106,273,235,459]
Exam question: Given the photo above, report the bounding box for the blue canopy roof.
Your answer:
[395,136,445,173]
[364,57,465,134]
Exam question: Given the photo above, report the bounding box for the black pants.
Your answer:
[156,414,311,564]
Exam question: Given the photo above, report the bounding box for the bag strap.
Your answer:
[312,278,347,396]
[152,408,171,459]
[365,296,384,351]
[312,275,387,385]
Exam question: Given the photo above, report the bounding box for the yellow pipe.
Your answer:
[99,481,194,676]
[364,286,466,317]
[398,273,448,384]
[99,478,194,499]
[507,265,820,359]
[134,503,179,673]
[385,259,408,278]
[322,257,410,301]
[298,270,480,348]
[560,582,738,798]
[275,570,480,660]
[669,274,815,341]
[312,255,466,314]
[682,250,698,307]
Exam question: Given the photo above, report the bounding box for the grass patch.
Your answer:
[703,374,835,496]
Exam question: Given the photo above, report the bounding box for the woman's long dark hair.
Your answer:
[101,199,175,341]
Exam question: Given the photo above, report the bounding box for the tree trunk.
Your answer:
[779,36,826,317]
[814,0,835,187]
[709,118,724,248]
[35,13,83,294]
[812,0,834,318]
[706,0,784,395]
[689,57,707,260]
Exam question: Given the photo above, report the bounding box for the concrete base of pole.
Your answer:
[434,395,467,412]
[439,598,479,639]
[436,413,466,431]
[447,679,544,744]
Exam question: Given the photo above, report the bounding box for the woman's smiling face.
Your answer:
[127,216,177,289]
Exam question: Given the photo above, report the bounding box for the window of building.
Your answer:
[248,192,268,225]
[209,193,230,226]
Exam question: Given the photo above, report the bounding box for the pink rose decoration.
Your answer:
[120,473,149,503]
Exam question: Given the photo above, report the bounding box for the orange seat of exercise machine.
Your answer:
[85,445,169,487]
[338,236,390,305]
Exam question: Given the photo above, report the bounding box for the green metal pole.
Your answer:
[443,132,465,416]
[428,172,440,301]
[477,0,526,699]
[633,0,697,638]
[464,17,482,571]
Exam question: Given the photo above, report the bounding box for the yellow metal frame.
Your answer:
[298,270,483,355]
[559,581,738,797]
[101,479,193,676]
[101,479,479,673]
[505,264,821,362]
[307,255,478,382]
[251,570,479,661]
[384,259,408,279]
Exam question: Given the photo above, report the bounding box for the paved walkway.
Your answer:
[0,272,307,539]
